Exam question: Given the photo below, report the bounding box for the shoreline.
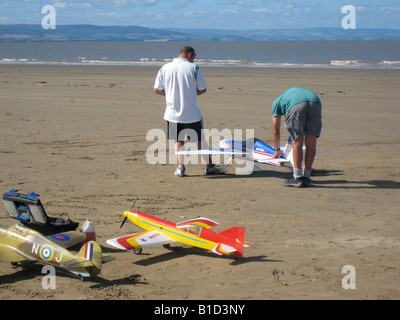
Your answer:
[2,62,400,74]
[1,61,399,70]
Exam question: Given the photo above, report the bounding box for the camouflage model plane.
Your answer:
[0,223,103,278]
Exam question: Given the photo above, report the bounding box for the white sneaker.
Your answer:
[205,164,227,175]
[174,167,186,177]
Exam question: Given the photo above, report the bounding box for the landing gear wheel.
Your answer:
[133,248,143,255]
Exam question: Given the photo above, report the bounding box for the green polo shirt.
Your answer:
[272,87,321,117]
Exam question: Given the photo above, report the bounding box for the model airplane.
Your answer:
[175,136,295,173]
[0,223,103,278]
[107,211,253,259]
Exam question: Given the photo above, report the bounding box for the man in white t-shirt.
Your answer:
[154,46,226,177]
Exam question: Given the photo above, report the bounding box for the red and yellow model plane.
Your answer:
[107,211,253,259]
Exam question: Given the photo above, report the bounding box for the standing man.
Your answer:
[154,45,226,177]
[272,87,322,188]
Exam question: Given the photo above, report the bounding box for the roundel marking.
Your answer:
[50,234,71,241]
[40,244,54,261]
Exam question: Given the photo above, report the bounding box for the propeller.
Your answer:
[120,199,137,228]
[120,216,128,229]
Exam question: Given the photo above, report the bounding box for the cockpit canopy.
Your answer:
[176,224,202,236]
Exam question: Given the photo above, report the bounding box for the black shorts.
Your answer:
[167,119,204,142]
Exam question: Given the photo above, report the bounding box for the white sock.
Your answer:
[293,168,302,179]
[304,169,312,179]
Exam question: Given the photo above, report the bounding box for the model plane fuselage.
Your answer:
[107,211,252,259]
[220,138,293,168]
[175,137,295,172]
[0,224,102,277]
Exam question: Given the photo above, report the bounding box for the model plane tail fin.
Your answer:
[283,136,292,157]
[283,136,294,167]
[61,241,102,277]
[218,226,248,258]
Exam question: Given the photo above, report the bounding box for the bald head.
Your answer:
[179,46,197,62]
[180,46,196,55]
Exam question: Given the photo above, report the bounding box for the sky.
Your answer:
[0,0,399,30]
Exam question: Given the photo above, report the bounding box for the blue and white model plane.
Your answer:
[175,137,295,173]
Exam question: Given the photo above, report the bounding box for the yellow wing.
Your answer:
[46,231,86,248]
[0,244,32,263]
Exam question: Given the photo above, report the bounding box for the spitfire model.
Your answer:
[0,223,103,278]
[175,136,295,173]
[107,211,253,259]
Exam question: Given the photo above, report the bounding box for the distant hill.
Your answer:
[0,24,189,42]
[0,24,399,42]
[166,27,400,41]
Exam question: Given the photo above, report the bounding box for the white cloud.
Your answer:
[53,2,68,8]
[252,8,267,13]
[381,5,400,12]
[112,0,157,5]
[284,1,294,9]
[90,11,119,17]
[0,15,13,23]
[218,9,239,14]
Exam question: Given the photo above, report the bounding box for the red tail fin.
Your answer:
[218,226,245,258]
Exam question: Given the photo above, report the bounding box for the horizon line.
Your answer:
[0,24,399,32]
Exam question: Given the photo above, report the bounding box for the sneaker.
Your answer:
[205,164,227,175]
[283,177,307,188]
[303,177,312,187]
[174,167,186,177]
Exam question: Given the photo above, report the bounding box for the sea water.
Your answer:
[0,40,399,69]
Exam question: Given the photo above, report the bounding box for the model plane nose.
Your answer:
[124,211,139,218]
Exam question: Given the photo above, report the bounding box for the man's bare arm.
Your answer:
[273,116,283,157]
[154,88,165,96]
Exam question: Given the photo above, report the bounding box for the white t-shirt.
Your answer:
[154,58,207,124]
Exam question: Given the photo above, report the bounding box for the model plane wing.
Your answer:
[106,231,174,251]
[0,244,32,263]
[46,231,87,249]
[175,149,249,156]
[257,157,290,164]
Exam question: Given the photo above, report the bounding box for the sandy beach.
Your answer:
[0,64,399,300]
